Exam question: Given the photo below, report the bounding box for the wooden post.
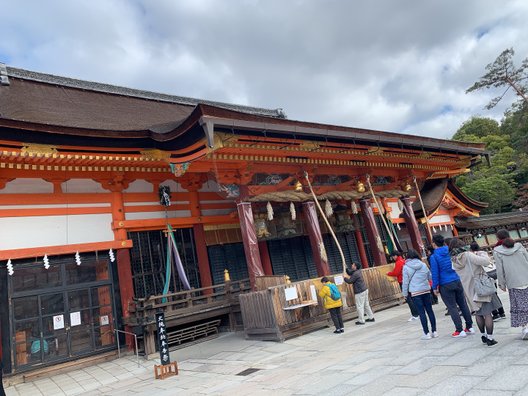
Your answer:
[400,197,425,254]
[359,198,387,266]
[351,213,369,269]
[193,224,213,293]
[258,240,273,275]
[302,201,331,276]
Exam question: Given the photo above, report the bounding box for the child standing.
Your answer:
[345,262,375,325]
[319,277,344,333]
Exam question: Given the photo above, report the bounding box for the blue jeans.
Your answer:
[439,280,473,332]
[411,293,437,334]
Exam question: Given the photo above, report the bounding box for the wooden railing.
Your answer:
[127,278,251,327]
[240,264,403,342]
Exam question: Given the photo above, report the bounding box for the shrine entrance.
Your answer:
[8,253,117,372]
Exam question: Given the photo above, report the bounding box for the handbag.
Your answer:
[474,273,496,297]
[485,268,497,280]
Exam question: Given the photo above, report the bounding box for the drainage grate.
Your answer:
[237,368,261,376]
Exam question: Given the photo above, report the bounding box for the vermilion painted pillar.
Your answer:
[359,198,387,266]
[188,190,213,292]
[237,202,265,289]
[302,201,331,276]
[351,210,369,269]
[258,240,273,275]
[111,189,135,348]
[401,196,425,255]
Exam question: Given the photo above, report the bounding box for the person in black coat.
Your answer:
[345,262,375,325]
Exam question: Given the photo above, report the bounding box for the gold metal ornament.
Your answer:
[294,180,303,192]
[356,181,366,193]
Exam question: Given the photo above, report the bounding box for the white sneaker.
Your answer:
[452,330,467,338]
[522,328,528,340]
[408,316,419,322]
[465,327,476,335]
[432,331,439,338]
[421,333,432,340]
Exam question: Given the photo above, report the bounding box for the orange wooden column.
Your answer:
[302,201,331,276]
[351,212,369,269]
[400,196,425,255]
[183,176,214,292]
[111,188,135,349]
[359,198,387,266]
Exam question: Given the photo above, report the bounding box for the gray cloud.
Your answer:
[1,0,527,138]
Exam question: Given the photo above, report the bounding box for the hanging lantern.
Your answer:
[109,249,115,262]
[266,201,274,221]
[351,201,358,215]
[324,199,333,218]
[7,259,14,276]
[290,202,296,220]
[403,183,412,192]
[75,251,81,266]
[43,254,50,270]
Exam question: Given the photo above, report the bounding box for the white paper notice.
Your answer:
[334,275,344,285]
[100,315,109,326]
[284,286,298,301]
[70,311,81,327]
[310,284,318,303]
[53,314,65,330]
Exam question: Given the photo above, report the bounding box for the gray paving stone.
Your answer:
[474,365,528,391]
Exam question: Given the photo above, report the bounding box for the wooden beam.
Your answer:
[0,239,133,260]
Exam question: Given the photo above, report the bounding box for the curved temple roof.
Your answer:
[0,64,486,158]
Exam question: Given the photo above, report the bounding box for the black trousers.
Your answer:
[329,307,344,330]
[440,280,473,332]
[399,283,419,317]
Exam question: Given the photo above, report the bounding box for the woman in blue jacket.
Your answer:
[430,234,474,337]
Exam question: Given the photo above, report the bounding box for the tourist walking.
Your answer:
[470,241,506,321]
[345,262,375,325]
[402,249,438,340]
[430,234,474,338]
[449,238,501,346]
[492,232,528,340]
[387,250,420,321]
[319,277,344,333]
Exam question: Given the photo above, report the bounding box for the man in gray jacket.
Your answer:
[345,262,375,325]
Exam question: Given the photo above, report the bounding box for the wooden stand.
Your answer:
[154,362,178,379]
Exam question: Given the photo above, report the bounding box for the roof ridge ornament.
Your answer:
[0,63,9,85]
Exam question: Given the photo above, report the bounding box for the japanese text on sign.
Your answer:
[155,312,171,365]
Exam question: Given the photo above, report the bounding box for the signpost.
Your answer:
[153,312,178,379]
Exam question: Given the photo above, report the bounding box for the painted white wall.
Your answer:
[62,179,108,193]
[0,178,53,194]
[430,214,452,224]
[125,210,192,220]
[199,179,221,192]
[0,213,114,250]
[159,179,182,192]
[387,201,402,219]
[201,209,235,216]
[124,180,153,193]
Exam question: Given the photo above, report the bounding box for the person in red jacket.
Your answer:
[387,250,419,321]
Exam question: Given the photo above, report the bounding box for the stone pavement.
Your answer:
[5,290,528,396]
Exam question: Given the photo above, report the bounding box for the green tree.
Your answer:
[452,117,500,141]
[467,48,528,110]
[462,175,515,213]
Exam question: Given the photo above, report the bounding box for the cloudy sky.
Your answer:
[1,0,527,139]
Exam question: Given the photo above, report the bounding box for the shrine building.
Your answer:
[0,64,486,374]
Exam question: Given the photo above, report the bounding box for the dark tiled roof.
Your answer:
[456,211,528,229]
[0,66,283,132]
[411,179,448,218]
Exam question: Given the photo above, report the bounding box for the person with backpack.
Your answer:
[319,276,344,333]
[402,249,438,340]
[345,262,375,325]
